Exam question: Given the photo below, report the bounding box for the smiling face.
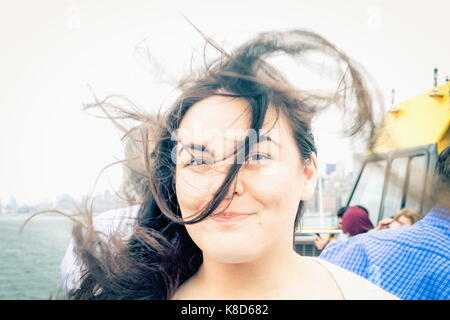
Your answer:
[174,95,317,264]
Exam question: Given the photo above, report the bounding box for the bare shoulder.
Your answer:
[308,258,400,300]
[290,256,345,299]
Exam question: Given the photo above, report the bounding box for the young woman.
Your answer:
[67,29,397,300]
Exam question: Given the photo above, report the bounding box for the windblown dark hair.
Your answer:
[337,206,348,218]
[68,29,383,299]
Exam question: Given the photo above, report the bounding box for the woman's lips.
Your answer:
[210,212,255,223]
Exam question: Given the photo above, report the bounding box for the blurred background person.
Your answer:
[389,208,422,228]
[341,206,374,237]
[375,208,422,231]
[319,146,450,300]
[314,206,347,251]
[336,206,347,230]
[315,205,373,251]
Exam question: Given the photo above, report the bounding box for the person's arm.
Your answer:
[374,218,394,231]
[314,234,331,250]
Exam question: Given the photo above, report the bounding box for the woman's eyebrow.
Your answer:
[257,134,280,147]
[178,134,280,156]
[178,143,212,156]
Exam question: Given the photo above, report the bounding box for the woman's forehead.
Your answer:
[177,95,286,142]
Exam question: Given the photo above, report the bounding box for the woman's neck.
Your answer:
[180,249,310,299]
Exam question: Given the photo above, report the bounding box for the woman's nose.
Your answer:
[223,171,245,200]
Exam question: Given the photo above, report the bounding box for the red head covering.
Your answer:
[342,206,374,236]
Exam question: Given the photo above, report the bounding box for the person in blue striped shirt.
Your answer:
[319,146,450,300]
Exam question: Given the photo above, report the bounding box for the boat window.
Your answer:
[383,157,409,219]
[349,159,387,225]
[404,155,427,212]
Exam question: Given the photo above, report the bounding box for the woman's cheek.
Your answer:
[176,169,219,217]
[248,161,301,203]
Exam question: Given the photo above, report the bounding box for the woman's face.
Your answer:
[175,95,317,263]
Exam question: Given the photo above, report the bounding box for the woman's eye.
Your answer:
[250,153,272,162]
[186,158,209,166]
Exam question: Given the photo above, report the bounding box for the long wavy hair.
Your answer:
[68,29,383,299]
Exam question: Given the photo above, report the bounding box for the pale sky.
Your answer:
[1,0,449,204]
